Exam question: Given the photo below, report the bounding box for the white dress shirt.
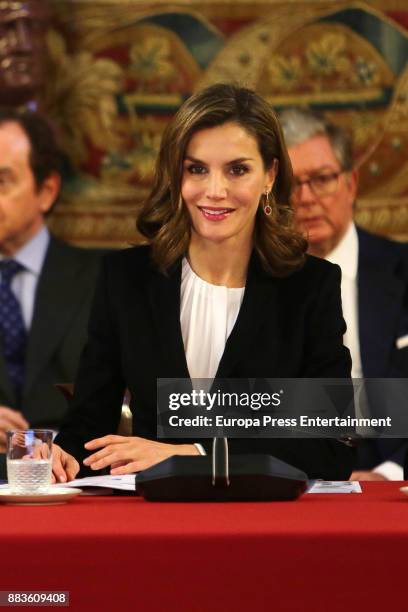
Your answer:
[0,226,49,331]
[180,257,245,380]
[326,223,362,378]
[180,258,245,456]
[326,222,402,480]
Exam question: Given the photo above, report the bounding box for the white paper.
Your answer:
[307,480,362,493]
[62,474,136,491]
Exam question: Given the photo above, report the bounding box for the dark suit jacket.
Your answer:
[0,236,101,477]
[356,227,408,470]
[56,246,355,480]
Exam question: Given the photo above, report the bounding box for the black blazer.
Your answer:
[356,227,408,470]
[0,236,101,479]
[56,246,355,480]
[0,236,101,424]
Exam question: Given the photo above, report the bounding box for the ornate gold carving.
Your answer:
[0,0,50,106]
[43,30,124,164]
[355,200,408,237]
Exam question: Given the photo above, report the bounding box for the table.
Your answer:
[1,482,407,612]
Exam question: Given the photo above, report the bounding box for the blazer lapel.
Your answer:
[23,238,84,394]
[148,252,279,381]
[147,261,190,379]
[358,234,405,377]
[216,252,279,378]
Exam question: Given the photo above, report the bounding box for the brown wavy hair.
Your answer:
[137,83,307,276]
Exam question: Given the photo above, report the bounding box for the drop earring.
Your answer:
[263,189,273,216]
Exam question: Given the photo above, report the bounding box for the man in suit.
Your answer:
[0,110,101,477]
[280,108,408,480]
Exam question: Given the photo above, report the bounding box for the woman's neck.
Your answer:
[187,236,252,288]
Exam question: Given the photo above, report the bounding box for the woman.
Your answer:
[52,84,354,482]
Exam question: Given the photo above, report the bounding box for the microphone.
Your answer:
[212,437,230,487]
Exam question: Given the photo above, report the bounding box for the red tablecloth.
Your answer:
[1,482,408,612]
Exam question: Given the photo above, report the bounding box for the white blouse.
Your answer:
[180,258,245,380]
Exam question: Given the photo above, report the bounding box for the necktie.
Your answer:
[0,260,27,398]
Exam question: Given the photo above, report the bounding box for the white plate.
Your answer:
[0,486,82,505]
[400,486,408,497]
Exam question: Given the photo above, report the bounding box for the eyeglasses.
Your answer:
[292,171,345,199]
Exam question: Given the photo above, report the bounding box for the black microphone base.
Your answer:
[136,454,308,501]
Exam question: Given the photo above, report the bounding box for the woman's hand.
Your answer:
[51,444,80,483]
[83,435,200,474]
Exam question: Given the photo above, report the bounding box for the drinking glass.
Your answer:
[6,429,53,494]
